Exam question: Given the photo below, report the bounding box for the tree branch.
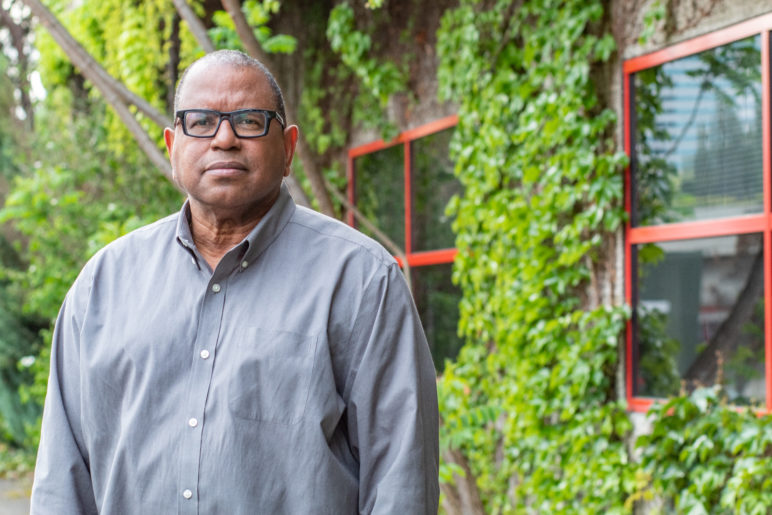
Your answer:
[21,0,173,182]
[20,0,171,129]
[172,0,215,54]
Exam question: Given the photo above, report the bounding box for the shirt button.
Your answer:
[188,418,198,428]
[200,349,210,359]
[241,260,249,269]
[211,283,221,293]
[182,489,193,499]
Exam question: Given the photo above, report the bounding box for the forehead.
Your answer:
[177,63,275,111]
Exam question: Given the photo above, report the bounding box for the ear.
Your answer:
[164,127,175,157]
[282,125,299,177]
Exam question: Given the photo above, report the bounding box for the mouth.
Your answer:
[204,161,248,176]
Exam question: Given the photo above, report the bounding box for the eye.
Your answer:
[186,112,217,129]
[235,112,266,131]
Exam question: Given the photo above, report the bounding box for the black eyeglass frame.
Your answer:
[175,108,286,139]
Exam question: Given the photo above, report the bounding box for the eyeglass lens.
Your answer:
[185,110,269,137]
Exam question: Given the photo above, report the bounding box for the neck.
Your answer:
[188,204,268,270]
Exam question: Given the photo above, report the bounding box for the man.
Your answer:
[31,50,439,514]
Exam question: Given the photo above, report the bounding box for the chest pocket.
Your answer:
[227,328,318,424]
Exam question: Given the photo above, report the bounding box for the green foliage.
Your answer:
[0,105,181,424]
[435,0,632,511]
[635,386,772,514]
[635,306,681,398]
[0,441,35,478]
[299,51,351,156]
[327,3,406,140]
[1,1,185,457]
[0,272,42,447]
[209,1,297,54]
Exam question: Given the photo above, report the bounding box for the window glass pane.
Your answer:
[633,36,762,226]
[411,263,462,371]
[354,145,405,249]
[634,234,765,404]
[411,128,460,251]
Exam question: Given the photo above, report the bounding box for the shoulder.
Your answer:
[286,205,398,270]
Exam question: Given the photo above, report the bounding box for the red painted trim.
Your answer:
[349,138,401,158]
[624,12,772,73]
[404,141,412,253]
[348,115,459,158]
[762,30,772,411]
[628,215,767,244]
[623,70,635,406]
[405,248,458,267]
[628,397,654,413]
[400,115,459,141]
[624,16,772,414]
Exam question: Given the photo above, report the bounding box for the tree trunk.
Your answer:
[440,449,486,515]
[0,2,33,129]
[167,13,181,113]
[683,250,764,386]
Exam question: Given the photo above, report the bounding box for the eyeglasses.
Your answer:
[175,109,285,139]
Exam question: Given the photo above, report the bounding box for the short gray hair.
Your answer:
[173,50,286,123]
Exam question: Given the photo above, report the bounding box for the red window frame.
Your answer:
[623,13,772,412]
[346,115,459,267]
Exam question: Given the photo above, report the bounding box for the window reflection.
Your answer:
[411,128,460,251]
[634,233,765,403]
[354,145,405,249]
[633,36,762,226]
[411,263,463,371]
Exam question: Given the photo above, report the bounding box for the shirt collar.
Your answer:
[175,182,297,269]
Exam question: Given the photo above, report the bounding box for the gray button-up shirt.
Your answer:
[31,184,439,514]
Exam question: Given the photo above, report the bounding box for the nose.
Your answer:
[210,116,240,149]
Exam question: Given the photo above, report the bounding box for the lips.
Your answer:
[203,161,249,178]
[205,160,247,172]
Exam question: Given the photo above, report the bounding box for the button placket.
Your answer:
[178,275,228,515]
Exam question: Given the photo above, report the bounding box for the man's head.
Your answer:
[164,50,298,222]
[173,50,286,124]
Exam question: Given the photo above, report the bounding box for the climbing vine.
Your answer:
[435,1,632,512]
[327,2,408,140]
[633,386,772,513]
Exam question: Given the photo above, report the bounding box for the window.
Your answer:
[624,14,772,411]
[347,116,462,370]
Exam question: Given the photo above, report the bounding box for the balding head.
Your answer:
[174,50,286,123]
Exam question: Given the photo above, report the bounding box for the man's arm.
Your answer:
[31,280,99,515]
[346,263,440,514]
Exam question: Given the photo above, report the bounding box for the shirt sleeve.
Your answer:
[31,273,99,515]
[345,262,440,515]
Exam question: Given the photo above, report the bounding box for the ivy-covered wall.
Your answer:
[434,0,772,513]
